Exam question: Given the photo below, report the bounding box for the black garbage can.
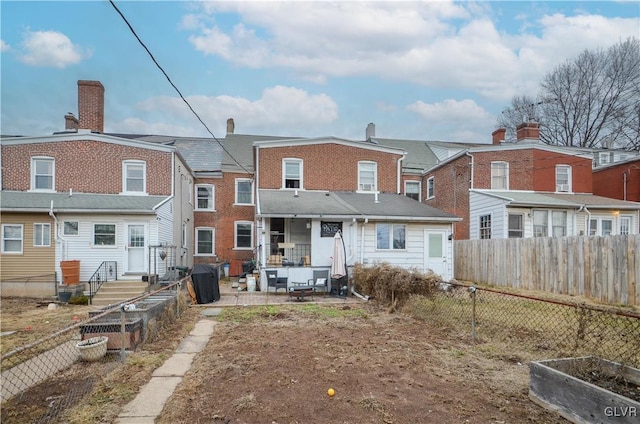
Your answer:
[190,264,221,304]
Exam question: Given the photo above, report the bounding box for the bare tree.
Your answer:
[498,38,640,150]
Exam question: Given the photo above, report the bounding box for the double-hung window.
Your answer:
[195,184,215,210]
[405,181,420,201]
[555,165,571,193]
[534,210,567,237]
[508,214,523,238]
[376,223,406,250]
[94,224,116,246]
[235,221,253,249]
[123,160,146,194]
[33,223,51,247]
[235,179,253,205]
[31,157,55,191]
[427,177,435,199]
[491,162,508,190]
[195,227,215,256]
[358,161,377,192]
[619,216,632,235]
[2,224,23,254]
[479,214,492,239]
[283,159,302,189]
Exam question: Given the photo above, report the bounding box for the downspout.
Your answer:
[465,151,474,190]
[49,201,66,291]
[397,153,406,194]
[359,218,368,264]
[255,146,264,267]
[578,205,591,235]
[623,171,627,201]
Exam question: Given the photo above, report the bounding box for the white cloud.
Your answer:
[18,30,89,68]
[0,39,10,52]
[130,86,338,136]
[185,2,639,102]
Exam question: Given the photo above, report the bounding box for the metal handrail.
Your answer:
[88,261,118,304]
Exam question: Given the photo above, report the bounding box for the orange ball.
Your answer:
[327,388,335,397]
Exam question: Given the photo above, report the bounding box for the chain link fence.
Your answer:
[408,281,640,369]
[1,281,185,423]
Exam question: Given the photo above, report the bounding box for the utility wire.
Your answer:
[109,0,253,175]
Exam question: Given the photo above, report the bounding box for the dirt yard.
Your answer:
[1,298,566,423]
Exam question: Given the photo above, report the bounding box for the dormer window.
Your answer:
[358,161,377,192]
[283,159,303,189]
[123,160,146,194]
[555,165,571,193]
[30,157,55,191]
[491,161,508,190]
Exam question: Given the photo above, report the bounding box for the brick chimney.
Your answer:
[226,118,235,134]
[366,122,375,140]
[78,80,105,133]
[492,128,506,145]
[516,122,540,143]
[64,112,79,131]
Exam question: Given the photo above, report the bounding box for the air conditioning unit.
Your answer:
[557,184,569,192]
[360,183,374,191]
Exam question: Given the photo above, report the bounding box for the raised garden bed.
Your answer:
[530,356,639,424]
[80,318,143,350]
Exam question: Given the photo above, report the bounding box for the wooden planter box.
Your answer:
[80,318,143,350]
[530,357,640,424]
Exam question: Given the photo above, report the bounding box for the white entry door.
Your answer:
[126,224,146,273]
[424,229,448,280]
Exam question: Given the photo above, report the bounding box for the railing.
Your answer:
[88,261,118,304]
[264,243,311,266]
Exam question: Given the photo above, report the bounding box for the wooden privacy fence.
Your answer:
[454,234,640,307]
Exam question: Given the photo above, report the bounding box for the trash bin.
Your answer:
[190,264,221,304]
[60,260,80,285]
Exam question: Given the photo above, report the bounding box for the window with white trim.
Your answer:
[63,221,79,236]
[235,179,253,205]
[619,216,632,235]
[405,181,420,201]
[195,227,215,256]
[195,184,215,210]
[376,223,406,250]
[123,160,146,194]
[235,221,253,249]
[534,210,567,237]
[555,165,571,193]
[2,224,23,254]
[427,177,435,199]
[508,214,523,238]
[31,157,55,191]
[491,161,509,190]
[283,159,303,189]
[358,161,377,192]
[599,152,611,164]
[479,214,491,239]
[589,217,614,236]
[93,224,116,246]
[33,223,51,247]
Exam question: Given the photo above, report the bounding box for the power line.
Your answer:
[108,0,253,175]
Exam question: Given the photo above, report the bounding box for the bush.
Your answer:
[353,263,443,312]
[68,295,89,305]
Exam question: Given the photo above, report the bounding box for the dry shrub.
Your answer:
[353,263,443,311]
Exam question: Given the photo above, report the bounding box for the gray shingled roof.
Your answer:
[476,190,640,209]
[0,191,169,213]
[170,139,224,172]
[258,189,460,221]
[223,133,300,173]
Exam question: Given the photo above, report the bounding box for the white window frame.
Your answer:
[619,216,632,235]
[491,161,509,190]
[358,161,377,192]
[404,180,421,202]
[235,221,253,250]
[33,223,51,247]
[122,160,147,195]
[283,158,303,189]
[195,227,215,256]
[508,213,523,238]
[93,223,117,247]
[589,217,616,236]
[375,223,406,250]
[427,176,435,199]
[2,224,23,254]
[534,209,567,237]
[599,152,611,164]
[235,179,254,205]
[30,156,55,191]
[195,184,215,211]
[479,214,492,239]
[555,165,572,193]
[63,221,79,236]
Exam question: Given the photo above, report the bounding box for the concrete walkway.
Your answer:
[115,316,219,423]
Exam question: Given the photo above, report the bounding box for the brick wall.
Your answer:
[78,80,104,132]
[257,143,402,192]
[2,140,172,195]
[593,160,640,202]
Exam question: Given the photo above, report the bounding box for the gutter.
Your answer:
[466,152,474,190]
[397,152,406,194]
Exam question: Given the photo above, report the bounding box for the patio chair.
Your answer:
[266,271,287,293]
[308,269,329,294]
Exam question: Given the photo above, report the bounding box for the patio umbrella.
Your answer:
[331,231,346,279]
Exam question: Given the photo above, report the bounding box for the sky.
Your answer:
[1,1,638,144]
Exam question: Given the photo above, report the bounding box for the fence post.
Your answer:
[469,286,477,342]
[120,305,126,363]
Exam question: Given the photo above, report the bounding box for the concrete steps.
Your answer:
[91,279,148,307]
